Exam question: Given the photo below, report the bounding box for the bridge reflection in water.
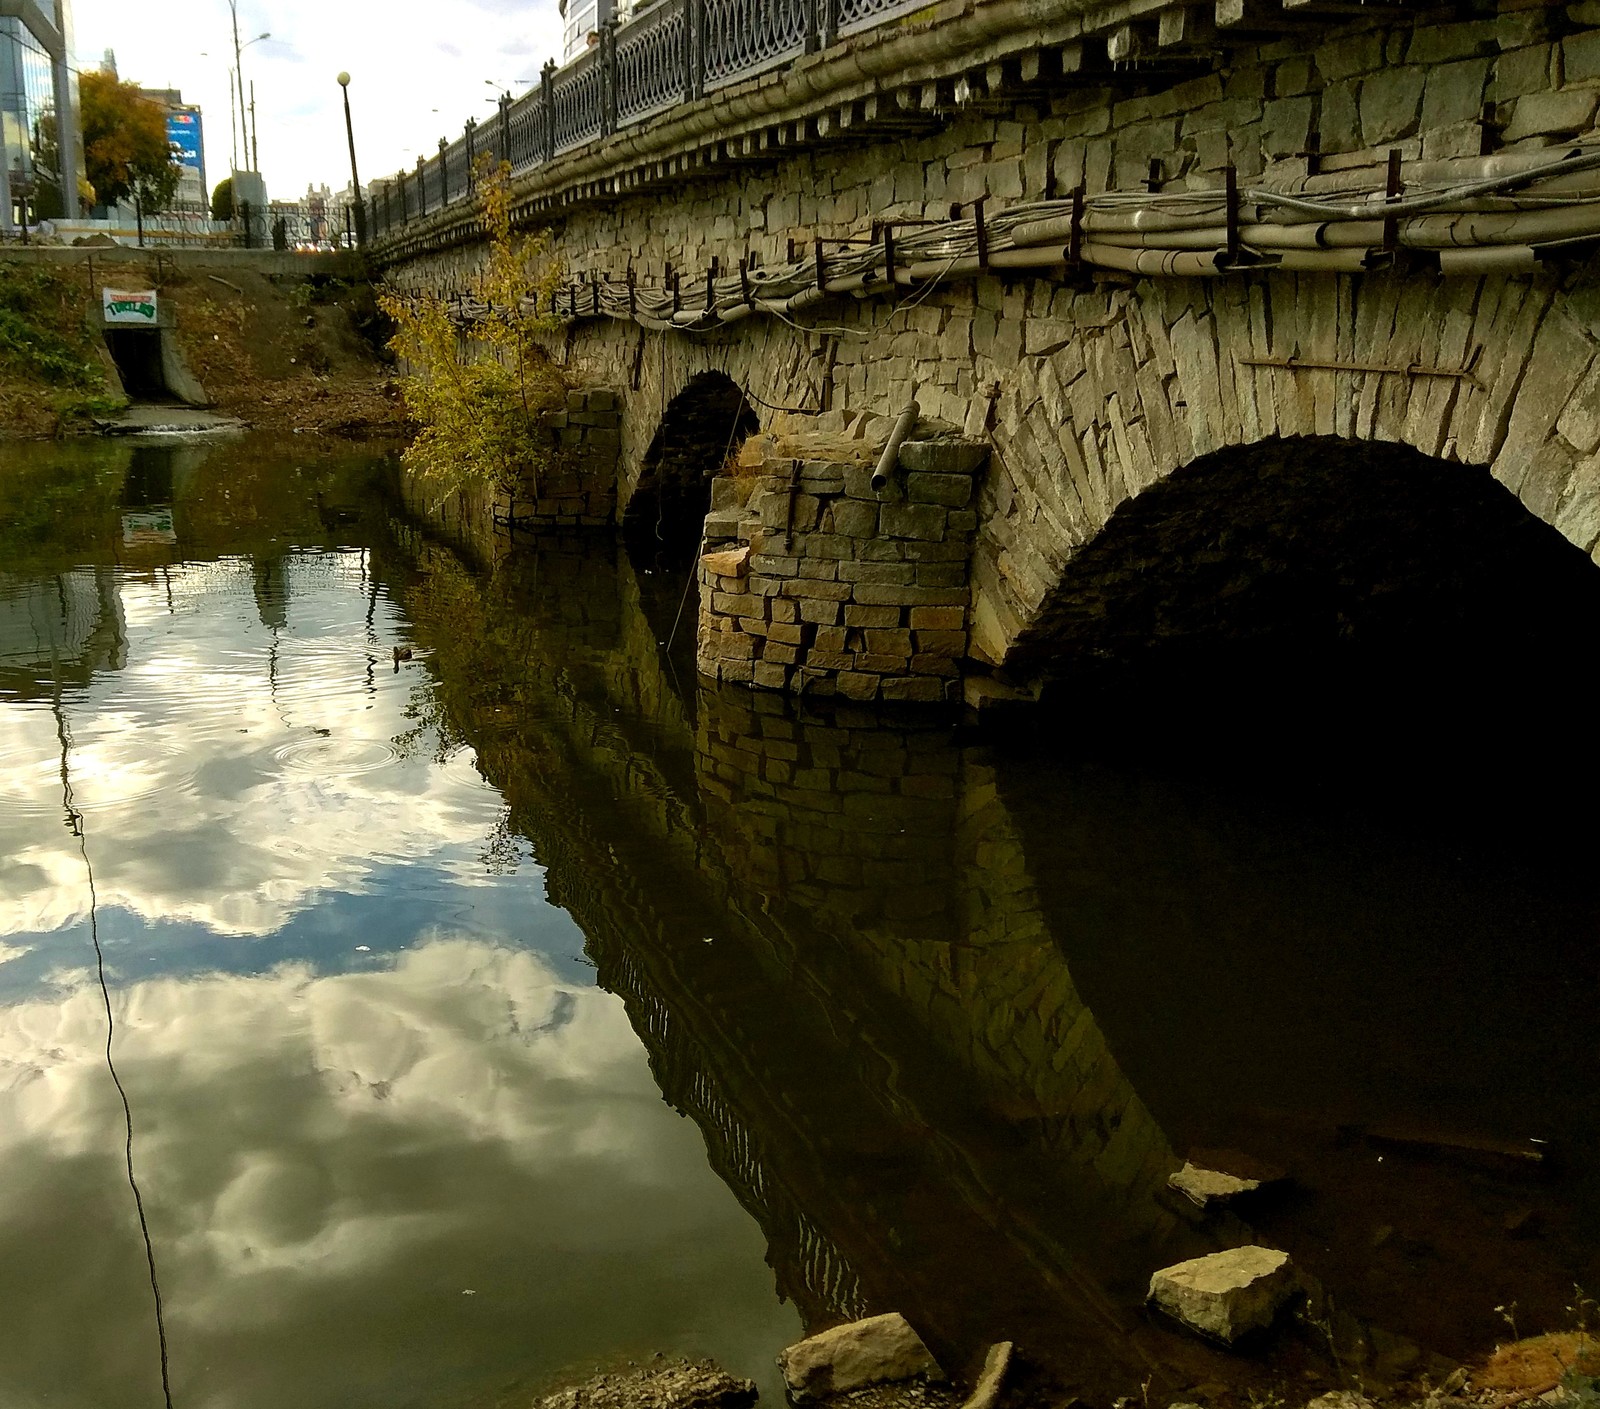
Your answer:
[388,508,1600,1398]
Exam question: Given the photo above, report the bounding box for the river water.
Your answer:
[0,435,1595,1409]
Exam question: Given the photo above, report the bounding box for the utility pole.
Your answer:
[230,1,249,167]
[250,80,259,170]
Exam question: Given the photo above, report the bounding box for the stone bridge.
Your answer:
[377,0,1600,702]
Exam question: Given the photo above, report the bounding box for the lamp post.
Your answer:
[337,72,366,248]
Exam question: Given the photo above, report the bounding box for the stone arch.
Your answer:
[623,370,759,562]
[974,270,1600,674]
[1002,434,1600,693]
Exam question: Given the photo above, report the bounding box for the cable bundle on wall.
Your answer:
[391,143,1600,336]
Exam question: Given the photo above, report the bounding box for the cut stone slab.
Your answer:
[1147,1246,1296,1345]
[1169,1162,1260,1208]
[899,438,990,475]
[702,545,751,578]
[961,1341,1014,1409]
[779,1312,944,1400]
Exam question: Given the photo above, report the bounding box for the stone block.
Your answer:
[906,473,975,508]
[586,388,617,410]
[781,579,853,601]
[899,439,990,475]
[911,653,960,677]
[1148,1247,1296,1345]
[839,561,916,585]
[813,626,848,653]
[1360,67,1426,145]
[828,499,880,537]
[807,650,856,671]
[853,584,967,607]
[770,599,798,624]
[909,606,965,631]
[753,662,790,690]
[880,503,948,541]
[1567,30,1600,84]
[798,599,842,625]
[1504,87,1600,139]
[764,642,801,666]
[712,591,767,619]
[857,653,909,674]
[835,672,882,702]
[879,676,947,703]
[865,629,914,656]
[845,604,903,628]
[717,632,757,661]
[914,630,967,658]
[702,545,750,579]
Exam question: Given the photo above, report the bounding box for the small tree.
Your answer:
[380,158,565,503]
[211,177,235,222]
[79,71,180,211]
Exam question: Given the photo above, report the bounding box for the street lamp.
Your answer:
[337,72,366,249]
[228,2,270,171]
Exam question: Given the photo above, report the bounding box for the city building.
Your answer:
[138,87,208,213]
[0,0,85,231]
[557,0,634,64]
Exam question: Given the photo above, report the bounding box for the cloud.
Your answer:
[0,938,799,1408]
[0,559,524,942]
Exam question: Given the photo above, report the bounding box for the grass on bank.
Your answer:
[0,262,125,435]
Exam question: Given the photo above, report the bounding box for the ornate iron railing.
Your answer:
[703,0,808,92]
[614,0,689,126]
[370,0,934,240]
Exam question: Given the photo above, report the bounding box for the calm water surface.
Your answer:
[1,435,1597,1409]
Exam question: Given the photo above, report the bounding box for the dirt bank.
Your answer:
[0,255,411,439]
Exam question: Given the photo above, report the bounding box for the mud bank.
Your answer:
[0,252,409,439]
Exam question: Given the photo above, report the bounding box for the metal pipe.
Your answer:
[871,391,920,493]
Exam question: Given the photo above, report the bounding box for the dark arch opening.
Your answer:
[1017,435,1600,706]
[993,437,1600,1350]
[103,329,173,401]
[625,372,757,569]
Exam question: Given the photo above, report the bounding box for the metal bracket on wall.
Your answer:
[1237,350,1483,389]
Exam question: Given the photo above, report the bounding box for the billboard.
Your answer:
[166,106,205,184]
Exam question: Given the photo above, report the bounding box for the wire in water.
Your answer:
[52,682,175,1409]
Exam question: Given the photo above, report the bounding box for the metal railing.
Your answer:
[369,0,930,240]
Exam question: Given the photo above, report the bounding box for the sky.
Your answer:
[69,0,566,201]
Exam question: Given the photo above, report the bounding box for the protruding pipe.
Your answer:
[872,391,920,494]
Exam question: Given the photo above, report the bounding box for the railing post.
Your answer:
[439,137,449,206]
[398,170,409,224]
[689,0,707,99]
[541,60,557,162]
[465,119,477,192]
[601,20,618,136]
[823,0,839,46]
[804,0,820,53]
[417,154,427,216]
[500,93,513,169]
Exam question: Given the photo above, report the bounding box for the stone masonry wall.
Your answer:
[389,2,1600,685]
[695,422,982,702]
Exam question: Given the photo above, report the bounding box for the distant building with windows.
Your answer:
[137,88,208,213]
[557,0,635,63]
[0,0,85,231]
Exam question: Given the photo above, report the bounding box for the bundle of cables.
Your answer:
[394,142,1600,335]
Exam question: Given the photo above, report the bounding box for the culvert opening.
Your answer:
[103,329,174,401]
[625,372,758,568]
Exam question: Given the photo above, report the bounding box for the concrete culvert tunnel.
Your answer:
[625,372,758,566]
[103,329,172,400]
